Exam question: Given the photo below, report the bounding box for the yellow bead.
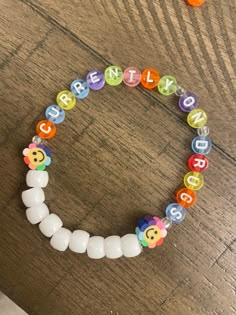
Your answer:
[56,90,76,110]
[187,109,207,128]
[184,171,204,190]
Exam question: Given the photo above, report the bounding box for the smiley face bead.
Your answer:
[23,143,51,170]
[135,215,167,248]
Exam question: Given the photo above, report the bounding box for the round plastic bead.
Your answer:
[104,66,123,86]
[32,135,45,145]
[140,68,160,89]
[87,236,105,259]
[121,234,142,258]
[69,230,90,253]
[188,154,209,172]
[70,79,90,99]
[176,188,196,208]
[187,0,205,6]
[192,135,212,155]
[22,187,45,208]
[26,170,49,188]
[197,125,209,136]
[50,227,72,252]
[86,70,105,90]
[179,93,199,112]
[45,105,65,124]
[184,171,204,190]
[162,217,173,230]
[158,75,177,96]
[36,120,56,139]
[56,90,76,110]
[123,67,141,87]
[175,86,186,97]
[187,109,208,128]
[39,213,63,238]
[165,203,186,224]
[104,236,123,259]
[26,203,49,225]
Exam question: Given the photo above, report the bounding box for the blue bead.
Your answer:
[165,203,186,224]
[45,105,65,124]
[71,79,90,99]
[192,135,212,155]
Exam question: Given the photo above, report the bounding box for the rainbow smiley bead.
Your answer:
[23,143,51,170]
[136,215,167,248]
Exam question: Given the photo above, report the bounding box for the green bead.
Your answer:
[158,75,177,96]
[105,66,123,86]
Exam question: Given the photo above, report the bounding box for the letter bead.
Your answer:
[187,109,208,128]
[86,70,105,90]
[165,203,186,224]
[45,105,65,124]
[36,120,56,139]
[158,75,177,96]
[187,0,205,6]
[71,79,90,99]
[184,171,204,190]
[176,188,196,208]
[188,154,209,172]
[192,135,212,155]
[179,92,199,112]
[123,67,141,87]
[56,90,76,110]
[105,65,123,86]
[141,68,160,89]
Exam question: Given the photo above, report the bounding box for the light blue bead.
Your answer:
[45,105,65,124]
[71,79,90,99]
[192,135,212,155]
[165,203,186,224]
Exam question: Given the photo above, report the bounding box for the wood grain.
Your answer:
[0,0,235,314]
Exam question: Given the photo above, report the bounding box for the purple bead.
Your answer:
[86,70,105,90]
[179,92,199,112]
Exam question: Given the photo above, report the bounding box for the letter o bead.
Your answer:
[176,188,196,208]
[56,90,76,110]
[165,203,186,224]
[179,92,199,112]
[36,120,56,139]
[184,171,204,190]
[192,136,212,155]
[188,154,209,172]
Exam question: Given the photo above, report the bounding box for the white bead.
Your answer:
[26,170,49,188]
[105,236,123,259]
[39,213,63,238]
[69,230,90,253]
[50,228,72,252]
[26,203,49,224]
[22,188,45,208]
[121,234,142,258]
[87,236,105,259]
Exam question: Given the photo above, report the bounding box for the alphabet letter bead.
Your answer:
[56,90,76,110]
[71,79,90,99]
[188,154,209,172]
[86,70,105,90]
[176,188,196,208]
[158,75,177,96]
[165,203,186,223]
[123,67,141,87]
[141,68,160,89]
[192,136,212,155]
[36,120,56,139]
[184,171,204,190]
[187,109,208,128]
[105,66,123,86]
[45,105,65,124]
[179,92,199,112]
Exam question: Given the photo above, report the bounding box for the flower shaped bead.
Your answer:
[135,215,167,248]
[23,143,51,170]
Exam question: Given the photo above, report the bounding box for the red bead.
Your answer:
[188,154,209,173]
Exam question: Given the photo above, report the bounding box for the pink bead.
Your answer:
[123,67,141,87]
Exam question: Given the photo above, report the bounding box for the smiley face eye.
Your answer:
[151,236,154,240]
[33,152,37,155]
[155,231,158,234]
[34,158,37,162]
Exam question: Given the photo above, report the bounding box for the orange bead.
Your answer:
[187,0,205,6]
[140,68,160,89]
[176,188,196,208]
[36,120,56,139]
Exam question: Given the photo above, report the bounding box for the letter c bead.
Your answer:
[36,120,56,139]
[184,171,204,190]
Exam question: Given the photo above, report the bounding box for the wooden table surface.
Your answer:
[0,1,235,314]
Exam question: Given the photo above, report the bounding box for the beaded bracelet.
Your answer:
[21,66,211,259]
